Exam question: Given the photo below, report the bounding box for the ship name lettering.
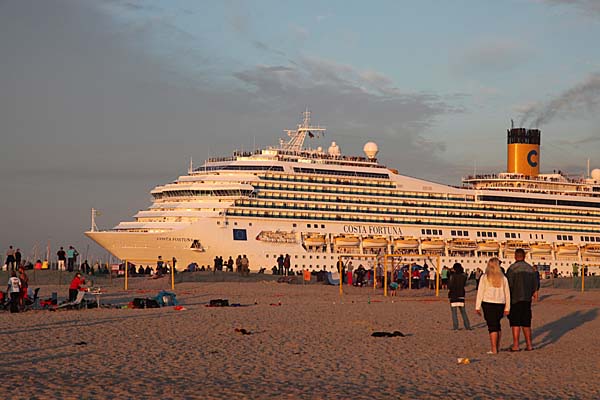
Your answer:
[156,237,194,242]
[343,225,401,235]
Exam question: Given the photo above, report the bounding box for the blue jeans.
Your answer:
[451,306,471,330]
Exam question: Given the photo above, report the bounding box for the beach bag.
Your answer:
[209,299,229,307]
[155,291,178,307]
[132,298,147,309]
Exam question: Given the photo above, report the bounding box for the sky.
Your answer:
[1,0,600,261]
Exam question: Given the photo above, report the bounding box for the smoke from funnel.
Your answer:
[519,72,600,127]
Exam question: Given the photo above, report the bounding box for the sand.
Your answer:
[0,277,598,399]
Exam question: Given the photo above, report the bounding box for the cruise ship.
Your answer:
[86,111,600,273]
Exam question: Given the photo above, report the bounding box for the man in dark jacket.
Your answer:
[448,263,471,330]
[506,249,539,351]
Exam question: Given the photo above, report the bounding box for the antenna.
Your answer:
[511,119,514,129]
[188,156,193,174]
[587,158,590,178]
[91,208,99,232]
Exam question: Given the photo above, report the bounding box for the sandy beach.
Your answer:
[0,277,598,399]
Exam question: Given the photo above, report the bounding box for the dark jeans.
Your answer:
[67,258,75,272]
[69,289,78,302]
[451,305,471,330]
[9,292,19,313]
[6,256,15,270]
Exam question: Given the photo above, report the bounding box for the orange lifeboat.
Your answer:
[304,235,326,247]
[334,235,360,247]
[393,237,419,250]
[582,244,600,257]
[448,239,477,252]
[362,237,388,248]
[421,238,445,251]
[530,242,552,255]
[555,243,579,256]
[477,241,500,252]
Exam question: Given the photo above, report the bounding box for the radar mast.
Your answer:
[280,109,326,152]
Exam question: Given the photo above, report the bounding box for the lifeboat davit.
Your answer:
[477,241,500,252]
[304,235,326,247]
[448,239,477,252]
[362,237,388,248]
[421,239,445,251]
[530,242,552,255]
[555,244,579,256]
[334,236,360,247]
[582,244,600,257]
[393,237,419,249]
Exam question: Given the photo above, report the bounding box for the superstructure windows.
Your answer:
[293,167,389,179]
[199,165,284,172]
[153,189,253,199]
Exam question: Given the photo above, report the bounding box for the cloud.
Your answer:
[455,38,530,75]
[520,72,600,126]
[252,40,286,57]
[233,56,462,170]
[536,0,600,16]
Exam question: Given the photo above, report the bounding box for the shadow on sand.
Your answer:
[535,308,599,349]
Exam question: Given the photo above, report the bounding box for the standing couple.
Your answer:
[475,249,539,354]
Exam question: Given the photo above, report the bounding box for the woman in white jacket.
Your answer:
[476,257,511,354]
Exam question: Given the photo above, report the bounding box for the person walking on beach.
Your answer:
[227,256,234,272]
[18,267,29,309]
[506,249,539,352]
[241,255,249,276]
[67,246,76,272]
[15,248,22,269]
[57,247,66,271]
[447,263,471,331]
[5,246,16,271]
[441,266,449,289]
[284,254,291,276]
[476,258,510,354]
[277,254,284,275]
[429,267,436,290]
[236,255,242,274]
[7,270,21,313]
[475,267,483,289]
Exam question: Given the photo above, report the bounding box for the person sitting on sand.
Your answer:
[475,257,510,354]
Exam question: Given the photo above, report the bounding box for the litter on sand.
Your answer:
[371,331,405,337]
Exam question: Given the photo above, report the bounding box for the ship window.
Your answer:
[302,255,305,259]
[321,224,325,229]
[217,221,220,225]
[452,230,457,236]
[293,223,297,228]
[422,229,426,234]
[457,231,463,236]
[494,232,497,237]
[307,224,311,228]
[505,233,510,238]
[266,255,269,258]
[426,229,432,235]
[232,229,247,241]
[309,255,312,259]
[463,231,468,236]
[557,235,561,240]
[568,235,573,240]
[234,222,237,226]
[249,223,252,226]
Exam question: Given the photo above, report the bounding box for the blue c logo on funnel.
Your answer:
[527,149,538,167]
